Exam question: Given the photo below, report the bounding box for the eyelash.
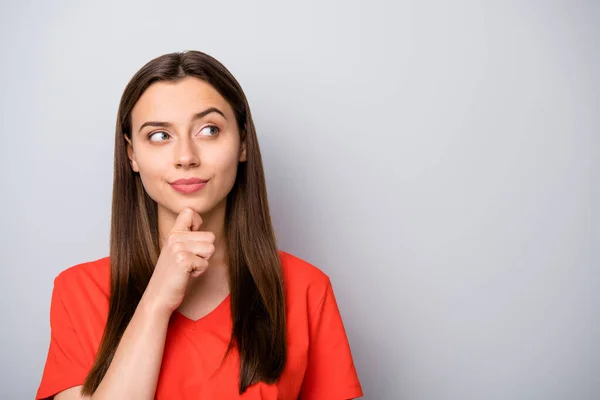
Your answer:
[147,125,221,141]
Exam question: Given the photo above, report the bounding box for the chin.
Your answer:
[176,202,210,214]
[159,193,227,217]
[157,200,205,216]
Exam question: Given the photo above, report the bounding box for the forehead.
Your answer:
[131,76,234,130]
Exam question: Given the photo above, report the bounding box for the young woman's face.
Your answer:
[126,76,246,217]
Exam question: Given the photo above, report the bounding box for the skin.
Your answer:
[55,76,247,399]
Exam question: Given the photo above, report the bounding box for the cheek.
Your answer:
[212,147,241,178]
[136,154,167,197]
[137,154,164,178]
[208,145,241,192]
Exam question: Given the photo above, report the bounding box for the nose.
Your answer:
[174,135,200,168]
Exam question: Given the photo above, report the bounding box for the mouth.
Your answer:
[169,178,209,194]
[170,177,209,185]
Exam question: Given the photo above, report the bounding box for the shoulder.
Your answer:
[277,250,332,311]
[53,256,111,308]
[278,250,330,288]
[55,256,110,288]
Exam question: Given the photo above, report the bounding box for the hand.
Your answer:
[141,207,216,316]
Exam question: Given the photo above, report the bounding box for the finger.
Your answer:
[171,207,203,233]
[189,259,208,278]
[184,253,209,276]
[168,231,216,245]
[177,241,215,259]
[174,251,209,274]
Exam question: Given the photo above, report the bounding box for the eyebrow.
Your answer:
[137,107,226,133]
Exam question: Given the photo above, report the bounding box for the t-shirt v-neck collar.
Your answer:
[170,294,231,331]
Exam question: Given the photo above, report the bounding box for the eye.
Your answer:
[148,131,171,142]
[199,125,220,137]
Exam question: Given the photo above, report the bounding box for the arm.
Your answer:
[54,387,88,400]
[52,297,170,400]
[91,298,171,399]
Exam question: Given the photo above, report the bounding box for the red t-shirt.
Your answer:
[36,250,363,399]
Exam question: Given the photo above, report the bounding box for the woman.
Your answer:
[36,50,363,400]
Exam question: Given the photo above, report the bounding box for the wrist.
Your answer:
[137,294,173,322]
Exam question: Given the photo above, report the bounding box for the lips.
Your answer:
[170,178,209,185]
[169,178,209,194]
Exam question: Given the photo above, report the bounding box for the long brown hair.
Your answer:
[81,51,286,395]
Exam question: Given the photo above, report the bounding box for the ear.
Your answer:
[123,134,140,172]
[239,140,247,162]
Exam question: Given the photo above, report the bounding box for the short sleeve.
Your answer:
[299,279,363,400]
[36,275,89,399]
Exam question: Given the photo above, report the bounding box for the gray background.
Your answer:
[0,1,597,399]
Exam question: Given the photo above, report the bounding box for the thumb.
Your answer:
[171,207,203,233]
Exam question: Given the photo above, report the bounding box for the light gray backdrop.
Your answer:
[0,1,597,399]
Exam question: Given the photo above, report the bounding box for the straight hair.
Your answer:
[81,50,286,395]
